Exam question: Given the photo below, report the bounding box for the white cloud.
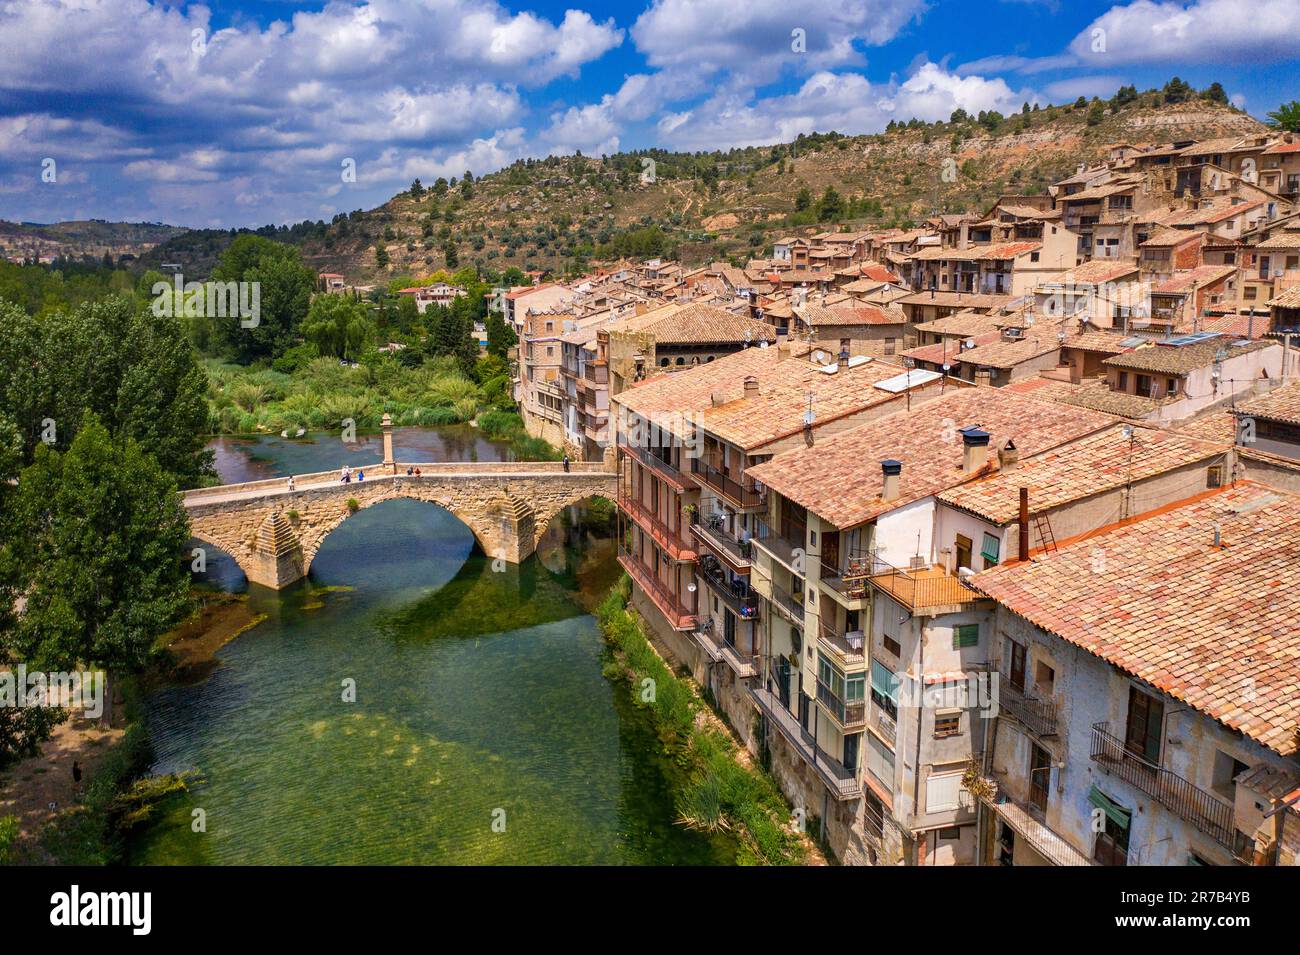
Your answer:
[1068,0,1300,66]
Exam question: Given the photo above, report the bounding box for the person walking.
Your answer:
[341,465,351,484]
[287,475,295,492]
[357,470,365,482]
[562,454,570,473]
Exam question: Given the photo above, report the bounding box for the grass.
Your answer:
[595,576,805,865]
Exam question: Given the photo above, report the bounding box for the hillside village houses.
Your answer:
[536,127,1300,867]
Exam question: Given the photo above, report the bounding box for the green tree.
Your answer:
[210,235,315,363]
[485,312,516,358]
[1163,77,1193,104]
[302,295,374,361]
[1267,101,1300,132]
[1201,82,1228,105]
[816,186,844,221]
[794,187,812,211]
[4,414,191,724]
[0,298,213,488]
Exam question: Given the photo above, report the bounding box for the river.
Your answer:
[129,427,734,865]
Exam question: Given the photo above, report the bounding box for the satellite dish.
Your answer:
[803,410,815,426]
[964,338,976,350]
[759,340,769,349]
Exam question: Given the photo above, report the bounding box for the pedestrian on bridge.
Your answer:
[357,470,365,482]
[341,466,351,484]
[287,476,295,492]
[562,454,570,473]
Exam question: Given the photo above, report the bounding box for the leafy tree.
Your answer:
[1201,82,1228,105]
[816,186,845,221]
[302,295,374,361]
[485,312,516,358]
[1087,102,1106,126]
[794,187,813,211]
[210,235,315,363]
[4,414,191,724]
[409,178,424,198]
[375,245,390,269]
[1267,101,1300,132]
[0,298,213,488]
[1112,84,1138,107]
[949,108,969,124]
[1163,76,1193,104]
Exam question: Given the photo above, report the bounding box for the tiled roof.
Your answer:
[1236,380,1300,426]
[912,241,1042,262]
[1103,338,1270,375]
[974,482,1300,756]
[1055,378,1172,419]
[1151,265,1237,295]
[938,424,1225,525]
[1256,231,1300,250]
[897,291,1014,310]
[955,335,1060,370]
[796,303,906,327]
[902,331,1001,365]
[1056,260,1141,285]
[1063,330,1133,354]
[613,347,917,451]
[912,309,1005,337]
[1160,199,1264,227]
[608,302,776,346]
[1267,285,1300,309]
[746,388,1115,529]
[1140,227,1205,248]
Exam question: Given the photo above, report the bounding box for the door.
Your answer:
[1029,744,1050,814]
[822,530,840,575]
[723,609,737,648]
[843,733,860,773]
[775,656,791,708]
[1124,686,1164,765]
[1008,639,1027,692]
[955,534,973,570]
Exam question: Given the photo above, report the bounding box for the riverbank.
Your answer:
[596,576,822,866]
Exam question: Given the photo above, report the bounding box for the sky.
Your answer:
[1,0,1298,229]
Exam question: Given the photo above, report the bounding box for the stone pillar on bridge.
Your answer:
[381,413,395,474]
[482,493,537,564]
[243,511,306,589]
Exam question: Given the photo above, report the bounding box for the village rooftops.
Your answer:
[795,303,907,327]
[605,301,776,346]
[1140,227,1206,248]
[896,291,1014,310]
[746,388,1115,530]
[1047,260,1141,286]
[901,332,1002,366]
[1150,264,1237,296]
[954,335,1061,370]
[974,481,1300,756]
[1236,380,1300,427]
[1256,231,1300,250]
[910,241,1042,262]
[1267,286,1300,309]
[937,424,1226,526]
[1102,336,1270,375]
[913,309,1005,338]
[1063,330,1134,354]
[612,345,928,452]
[1057,179,1143,203]
[1159,199,1266,228]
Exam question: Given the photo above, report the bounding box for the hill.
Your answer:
[0,219,185,263]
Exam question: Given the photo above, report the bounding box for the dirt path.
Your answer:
[0,713,124,862]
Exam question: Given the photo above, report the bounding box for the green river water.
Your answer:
[128,427,734,865]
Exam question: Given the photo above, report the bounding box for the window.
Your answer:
[926,771,965,812]
[870,660,899,719]
[1030,252,1040,263]
[1118,371,1129,390]
[882,634,901,658]
[1167,377,1179,395]
[1089,786,1131,866]
[1004,636,1027,692]
[1029,744,1051,814]
[866,732,895,788]
[934,710,961,738]
[953,624,979,649]
[1124,686,1164,765]
[1211,750,1248,800]
[1207,465,1224,489]
[1034,660,1055,695]
[884,337,897,355]
[980,533,1000,567]
[955,534,973,570]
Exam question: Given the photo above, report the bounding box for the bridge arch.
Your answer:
[183,465,617,589]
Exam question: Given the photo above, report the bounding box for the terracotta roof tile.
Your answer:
[974,482,1300,755]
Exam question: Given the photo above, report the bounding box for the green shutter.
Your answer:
[980,533,1000,565]
[870,661,899,704]
[1088,785,1132,829]
[953,624,979,649]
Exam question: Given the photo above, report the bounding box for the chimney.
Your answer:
[881,459,902,503]
[743,376,759,399]
[961,428,990,474]
[1018,487,1029,562]
[998,439,1019,471]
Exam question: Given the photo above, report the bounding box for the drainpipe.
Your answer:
[1018,488,1030,562]
[912,619,927,855]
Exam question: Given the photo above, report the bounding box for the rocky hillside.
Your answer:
[140,91,1269,282]
[0,219,185,263]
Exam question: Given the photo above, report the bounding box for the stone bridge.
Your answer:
[183,460,616,589]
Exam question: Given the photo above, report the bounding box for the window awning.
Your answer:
[1088,785,1132,829]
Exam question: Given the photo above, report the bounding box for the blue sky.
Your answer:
[1,0,1297,229]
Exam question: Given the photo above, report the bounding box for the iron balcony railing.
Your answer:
[819,619,865,667]
[816,679,866,728]
[998,680,1059,737]
[619,440,690,489]
[690,515,753,570]
[691,459,766,509]
[696,558,760,620]
[617,488,696,560]
[770,582,806,625]
[1090,722,1236,848]
[692,621,758,678]
[617,549,696,631]
[751,686,860,800]
[753,517,804,570]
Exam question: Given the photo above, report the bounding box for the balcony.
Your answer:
[999,680,1058,737]
[1090,722,1236,848]
[768,581,806,626]
[751,686,860,800]
[690,514,753,573]
[816,679,866,729]
[618,490,696,561]
[692,620,758,678]
[819,619,865,668]
[691,460,766,510]
[868,561,980,613]
[696,557,760,621]
[619,440,691,492]
[618,551,697,631]
[753,517,804,571]
[979,778,1095,866]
